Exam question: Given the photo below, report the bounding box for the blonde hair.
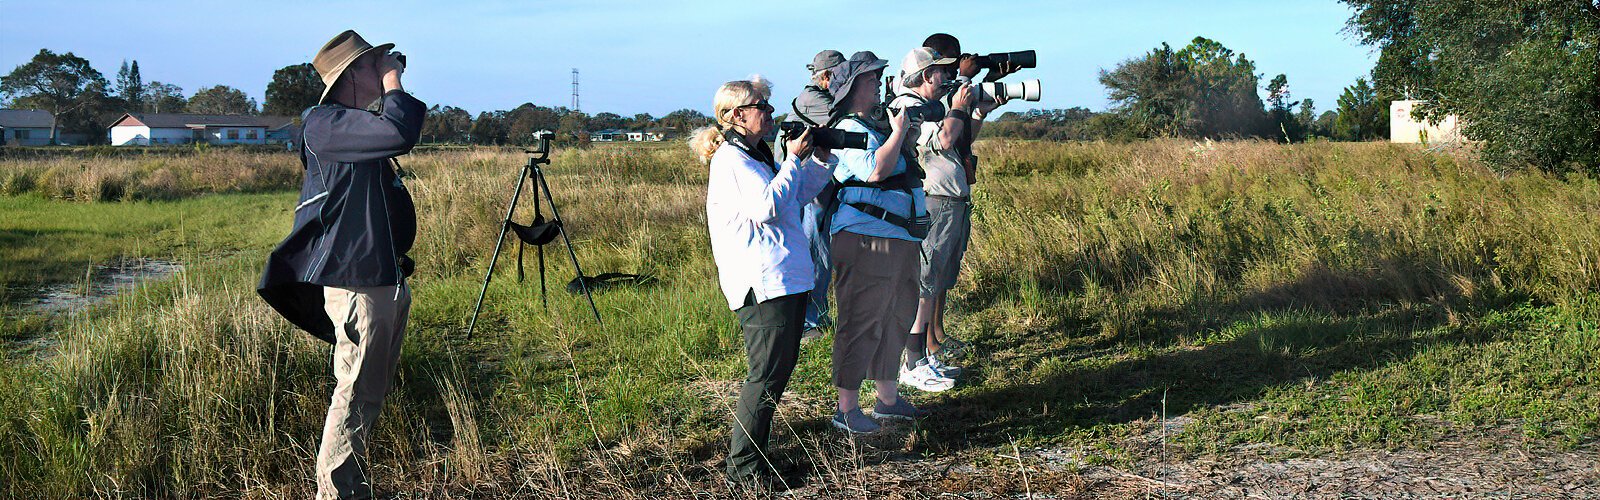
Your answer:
[690,75,772,164]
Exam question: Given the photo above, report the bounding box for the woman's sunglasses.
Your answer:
[736,100,775,113]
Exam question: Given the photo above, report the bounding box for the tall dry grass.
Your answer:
[0,147,302,201]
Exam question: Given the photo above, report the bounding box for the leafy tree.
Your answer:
[1174,37,1268,138]
[1265,74,1305,142]
[504,104,561,144]
[263,63,324,116]
[421,105,472,143]
[556,111,589,143]
[187,85,258,115]
[1296,98,1318,138]
[469,111,506,145]
[1099,37,1268,139]
[627,112,655,129]
[115,60,144,111]
[142,81,185,113]
[1343,0,1600,172]
[0,49,110,143]
[1314,110,1340,138]
[588,112,625,131]
[659,108,712,133]
[1098,42,1186,137]
[1333,77,1387,141]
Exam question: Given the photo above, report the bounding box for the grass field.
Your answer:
[0,140,1595,497]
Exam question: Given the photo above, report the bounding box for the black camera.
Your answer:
[890,103,944,123]
[977,50,1036,71]
[778,121,869,150]
[391,51,407,68]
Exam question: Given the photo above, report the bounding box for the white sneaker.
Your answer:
[927,356,962,378]
[899,362,955,392]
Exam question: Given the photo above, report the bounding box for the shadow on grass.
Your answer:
[913,260,1516,455]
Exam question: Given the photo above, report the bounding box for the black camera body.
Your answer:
[977,50,1036,70]
[891,103,945,123]
[778,121,869,150]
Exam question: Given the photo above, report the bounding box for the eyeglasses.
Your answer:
[736,100,775,114]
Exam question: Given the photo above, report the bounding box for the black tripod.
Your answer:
[467,134,601,339]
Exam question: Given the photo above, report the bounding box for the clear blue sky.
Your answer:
[1,0,1377,118]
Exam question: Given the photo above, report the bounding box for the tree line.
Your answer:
[985,36,1393,144]
[990,1,1600,175]
[0,49,713,146]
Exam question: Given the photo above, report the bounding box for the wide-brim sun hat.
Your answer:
[828,51,889,101]
[313,30,394,104]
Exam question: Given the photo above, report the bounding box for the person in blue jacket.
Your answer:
[256,30,424,500]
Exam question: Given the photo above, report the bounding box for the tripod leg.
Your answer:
[539,243,547,309]
[533,166,603,324]
[533,175,547,308]
[467,164,533,339]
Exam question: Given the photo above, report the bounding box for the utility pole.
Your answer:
[571,68,580,112]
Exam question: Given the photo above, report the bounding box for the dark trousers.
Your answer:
[727,290,806,480]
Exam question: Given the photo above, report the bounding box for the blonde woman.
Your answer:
[694,76,836,490]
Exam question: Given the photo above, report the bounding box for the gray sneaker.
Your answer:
[872,397,930,421]
[831,408,880,434]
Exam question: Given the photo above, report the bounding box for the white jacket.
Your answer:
[706,139,835,309]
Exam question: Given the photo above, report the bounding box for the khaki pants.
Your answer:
[831,231,920,389]
[316,284,410,500]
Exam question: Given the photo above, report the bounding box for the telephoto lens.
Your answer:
[778,122,869,150]
[979,50,1036,70]
[977,79,1043,103]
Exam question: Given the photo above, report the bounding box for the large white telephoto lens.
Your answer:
[979,79,1042,103]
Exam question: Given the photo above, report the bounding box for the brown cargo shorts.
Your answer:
[830,231,921,389]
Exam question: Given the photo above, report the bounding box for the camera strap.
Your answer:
[723,129,777,175]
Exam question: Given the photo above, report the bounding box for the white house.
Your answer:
[1390,100,1462,145]
[0,109,56,146]
[107,113,295,146]
[592,128,666,142]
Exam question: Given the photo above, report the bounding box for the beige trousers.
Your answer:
[315,284,410,500]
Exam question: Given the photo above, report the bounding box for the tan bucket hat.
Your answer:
[313,30,394,104]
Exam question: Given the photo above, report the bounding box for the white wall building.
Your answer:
[1390,100,1463,145]
[107,113,295,146]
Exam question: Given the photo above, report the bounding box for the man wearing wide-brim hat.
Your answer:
[256,29,426,500]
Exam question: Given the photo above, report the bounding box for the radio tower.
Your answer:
[571,68,580,111]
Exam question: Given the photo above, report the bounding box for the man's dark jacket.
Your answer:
[258,90,426,343]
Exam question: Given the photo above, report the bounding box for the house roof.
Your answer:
[109,113,294,130]
[0,109,55,129]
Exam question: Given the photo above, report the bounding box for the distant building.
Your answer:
[0,109,56,146]
[591,128,666,142]
[1390,100,1462,145]
[107,113,296,146]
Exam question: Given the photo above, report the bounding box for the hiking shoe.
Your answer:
[872,396,930,421]
[899,361,955,392]
[938,335,969,354]
[927,355,963,378]
[831,408,880,434]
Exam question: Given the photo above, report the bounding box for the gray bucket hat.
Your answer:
[828,51,889,100]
